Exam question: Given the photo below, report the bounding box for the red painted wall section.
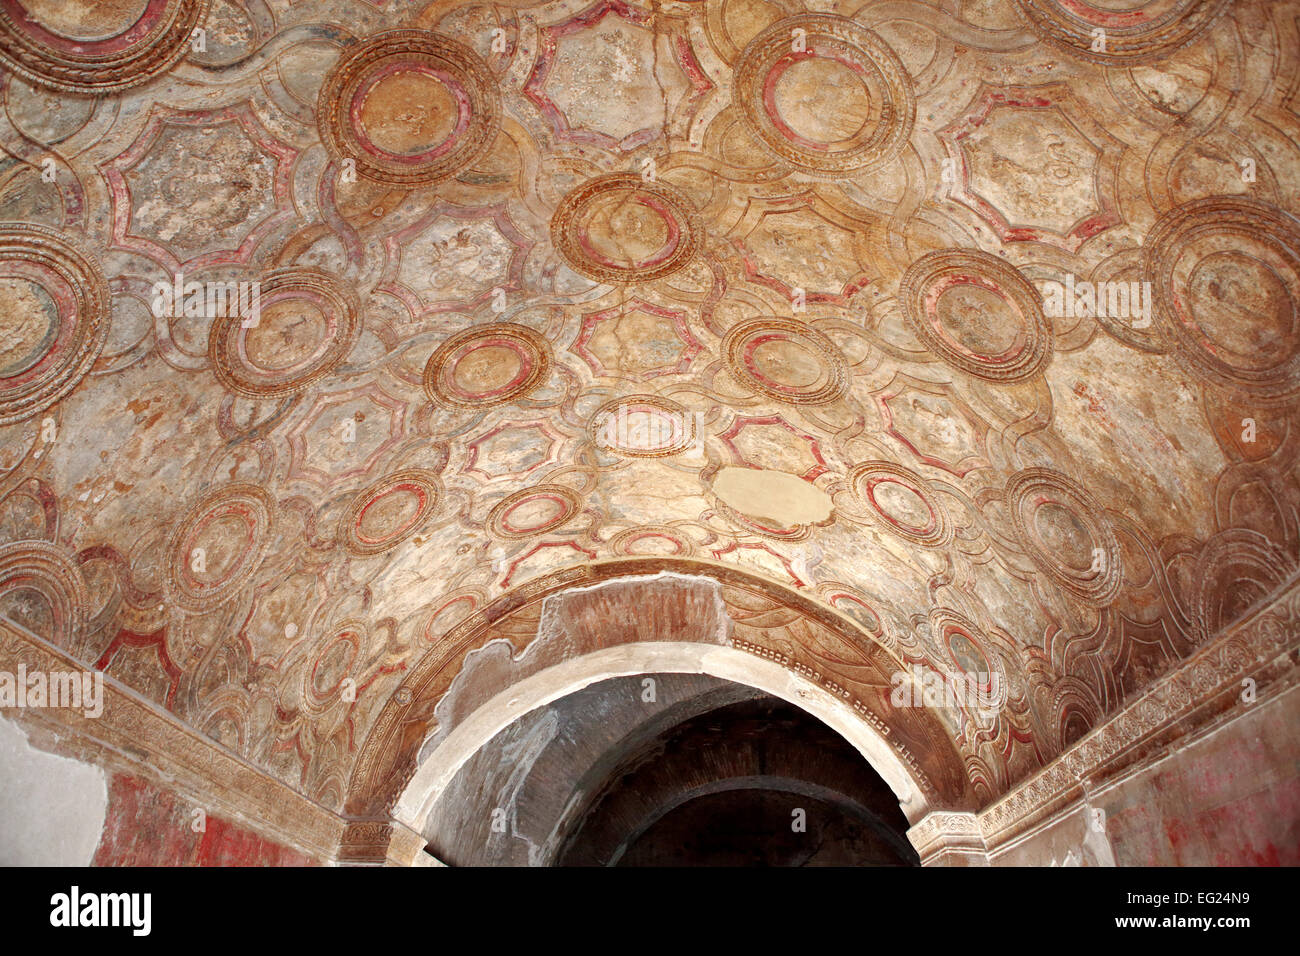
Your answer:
[990,686,1300,866]
[1101,686,1300,866]
[92,774,319,866]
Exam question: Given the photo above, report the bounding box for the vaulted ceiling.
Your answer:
[0,0,1297,820]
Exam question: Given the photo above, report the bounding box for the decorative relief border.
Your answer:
[347,557,961,815]
[6,562,1295,864]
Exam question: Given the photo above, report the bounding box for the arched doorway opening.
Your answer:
[420,671,919,866]
[344,560,976,864]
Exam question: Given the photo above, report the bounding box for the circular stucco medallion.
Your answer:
[423,323,552,408]
[1016,0,1233,65]
[901,249,1052,383]
[208,267,360,399]
[0,0,209,93]
[551,174,703,283]
[1143,197,1300,405]
[0,223,109,425]
[317,30,500,185]
[734,15,915,177]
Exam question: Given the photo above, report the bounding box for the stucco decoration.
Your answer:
[0,0,209,94]
[0,0,1295,830]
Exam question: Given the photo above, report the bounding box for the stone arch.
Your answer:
[395,642,930,835]
[345,559,975,832]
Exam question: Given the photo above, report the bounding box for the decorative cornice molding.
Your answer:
[908,810,980,848]
[337,818,428,866]
[337,820,394,865]
[907,811,987,866]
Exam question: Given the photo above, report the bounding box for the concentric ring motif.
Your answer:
[1005,467,1123,606]
[487,484,581,540]
[932,610,996,682]
[167,483,275,612]
[0,223,109,426]
[0,0,209,93]
[551,174,703,283]
[1016,0,1232,65]
[341,469,443,556]
[591,394,698,458]
[930,608,1010,709]
[734,15,915,177]
[850,461,952,548]
[423,323,552,408]
[821,587,884,636]
[1142,197,1300,405]
[317,30,500,186]
[722,318,849,405]
[208,267,360,399]
[1191,529,1289,643]
[0,540,90,649]
[306,625,362,710]
[609,525,692,556]
[901,249,1052,383]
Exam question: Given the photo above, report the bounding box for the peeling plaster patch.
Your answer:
[1082,805,1118,867]
[712,466,834,528]
[544,787,590,865]
[419,572,730,760]
[0,714,107,865]
[485,706,558,866]
[533,570,731,646]
[1046,805,1118,867]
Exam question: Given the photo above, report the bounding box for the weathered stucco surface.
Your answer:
[0,0,1297,863]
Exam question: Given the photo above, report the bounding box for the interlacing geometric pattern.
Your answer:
[0,0,1296,815]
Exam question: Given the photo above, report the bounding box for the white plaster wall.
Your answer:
[0,714,108,866]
